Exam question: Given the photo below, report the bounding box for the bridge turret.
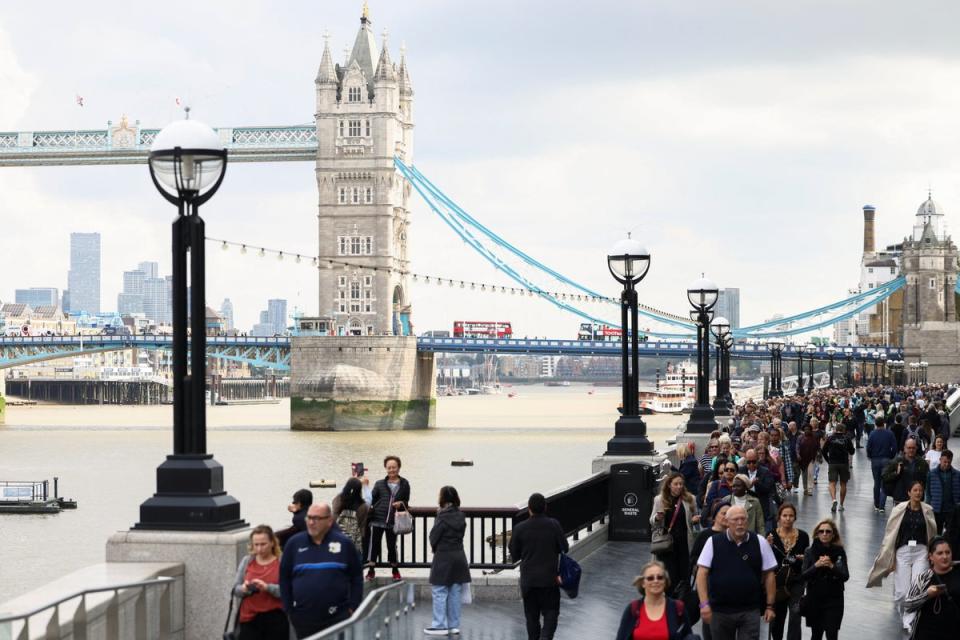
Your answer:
[315,35,339,112]
[373,33,398,112]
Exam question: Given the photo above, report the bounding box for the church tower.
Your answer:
[315,4,414,336]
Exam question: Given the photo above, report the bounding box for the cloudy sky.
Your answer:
[1,1,959,338]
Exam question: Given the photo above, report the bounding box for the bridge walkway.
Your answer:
[408,435,958,639]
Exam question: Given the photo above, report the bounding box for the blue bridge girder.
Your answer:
[0,335,291,371]
[0,335,903,371]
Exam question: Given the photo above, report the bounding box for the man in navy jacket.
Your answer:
[866,417,898,513]
[926,450,960,533]
[280,502,363,638]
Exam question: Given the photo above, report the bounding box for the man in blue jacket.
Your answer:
[866,417,898,513]
[280,502,363,638]
[926,450,960,533]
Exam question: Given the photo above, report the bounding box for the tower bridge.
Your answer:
[0,7,953,431]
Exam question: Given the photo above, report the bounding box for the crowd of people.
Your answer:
[640,382,960,640]
[221,382,960,640]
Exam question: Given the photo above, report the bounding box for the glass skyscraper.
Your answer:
[716,288,741,329]
[67,232,101,314]
[15,287,59,308]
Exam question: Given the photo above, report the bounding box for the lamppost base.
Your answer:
[712,399,730,417]
[685,404,718,434]
[604,415,656,455]
[134,454,246,532]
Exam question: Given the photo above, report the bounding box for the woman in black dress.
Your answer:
[801,518,849,640]
[767,503,809,640]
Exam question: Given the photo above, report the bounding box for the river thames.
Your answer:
[0,383,683,604]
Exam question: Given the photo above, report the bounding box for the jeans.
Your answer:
[522,586,561,640]
[871,458,890,509]
[710,609,761,640]
[431,583,463,630]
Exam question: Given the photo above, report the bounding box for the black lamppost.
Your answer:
[844,347,854,388]
[871,350,880,386]
[796,346,805,396]
[686,276,719,433]
[921,361,929,385]
[880,352,888,385]
[604,236,653,455]
[722,333,734,407]
[825,346,836,389]
[805,343,815,393]
[909,362,918,385]
[135,117,244,531]
[710,316,730,415]
[860,352,871,387]
[767,340,784,397]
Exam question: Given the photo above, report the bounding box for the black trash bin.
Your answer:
[608,462,657,541]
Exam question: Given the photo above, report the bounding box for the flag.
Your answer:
[175,96,181,107]
[75,94,84,107]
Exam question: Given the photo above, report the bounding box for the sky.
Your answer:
[1,1,960,338]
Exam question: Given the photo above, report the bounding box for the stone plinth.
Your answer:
[290,336,435,430]
[106,529,250,640]
[903,322,960,384]
[592,452,667,475]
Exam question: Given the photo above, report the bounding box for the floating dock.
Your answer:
[0,478,77,514]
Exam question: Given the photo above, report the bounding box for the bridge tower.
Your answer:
[291,6,434,431]
[900,194,960,383]
[314,6,414,336]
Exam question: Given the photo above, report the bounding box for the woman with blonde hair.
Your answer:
[229,524,288,638]
[650,472,699,600]
[615,560,693,640]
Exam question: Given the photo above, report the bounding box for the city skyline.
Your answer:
[1,2,960,337]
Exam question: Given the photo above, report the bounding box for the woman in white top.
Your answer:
[924,435,946,468]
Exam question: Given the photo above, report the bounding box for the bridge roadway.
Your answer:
[405,439,956,639]
[0,334,901,371]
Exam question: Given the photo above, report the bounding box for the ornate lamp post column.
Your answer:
[710,316,730,415]
[844,348,854,388]
[767,340,784,397]
[604,236,653,455]
[796,346,805,396]
[871,351,880,386]
[686,276,719,433]
[880,352,888,385]
[805,343,816,393]
[921,361,929,385]
[860,352,871,387]
[723,333,734,407]
[825,346,836,389]
[136,117,244,531]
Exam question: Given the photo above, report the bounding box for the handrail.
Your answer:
[305,581,412,639]
[0,576,174,622]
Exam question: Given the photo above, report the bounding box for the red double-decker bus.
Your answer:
[453,321,512,339]
[577,322,623,341]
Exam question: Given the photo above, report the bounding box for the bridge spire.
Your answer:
[398,42,413,97]
[374,29,397,82]
[316,33,338,85]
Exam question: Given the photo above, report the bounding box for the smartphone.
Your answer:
[352,462,364,477]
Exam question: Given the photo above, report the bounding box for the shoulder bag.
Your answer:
[393,502,414,535]
[650,502,682,555]
[222,588,242,640]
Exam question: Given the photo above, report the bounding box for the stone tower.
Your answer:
[314,6,414,336]
[901,194,960,382]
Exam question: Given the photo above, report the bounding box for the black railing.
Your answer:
[374,471,609,571]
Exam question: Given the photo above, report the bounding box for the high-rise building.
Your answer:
[15,287,59,308]
[66,232,101,314]
[316,12,414,337]
[220,298,235,331]
[267,299,287,334]
[138,261,159,280]
[715,288,741,329]
[143,277,170,324]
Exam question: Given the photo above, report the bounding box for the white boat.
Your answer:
[481,384,502,394]
[639,361,699,414]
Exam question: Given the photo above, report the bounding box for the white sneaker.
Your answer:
[450,629,460,635]
[423,629,449,636]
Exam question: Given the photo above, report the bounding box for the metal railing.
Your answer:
[373,471,609,571]
[306,581,413,640]
[0,576,175,640]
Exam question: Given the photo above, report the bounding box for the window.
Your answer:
[348,87,361,103]
[338,237,348,255]
[338,121,344,136]
[338,276,347,287]
[351,237,362,255]
[348,120,361,136]
[365,187,372,204]
[364,237,373,254]
[890,267,896,274]
[338,187,346,204]
[352,187,360,204]
[364,276,372,287]
[868,268,873,274]
[364,290,372,299]
[338,302,346,313]
[365,120,371,136]
[364,302,372,313]
[930,278,937,289]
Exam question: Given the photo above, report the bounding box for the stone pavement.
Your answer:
[409,435,958,639]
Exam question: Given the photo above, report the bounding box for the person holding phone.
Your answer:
[800,518,848,640]
[362,455,411,582]
[903,537,960,638]
[229,525,287,639]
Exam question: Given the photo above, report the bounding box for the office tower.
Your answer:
[66,232,101,314]
[716,288,741,329]
[137,261,159,280]
[15,288,59,308]
[220,298,234,331]
[267,299,287,334]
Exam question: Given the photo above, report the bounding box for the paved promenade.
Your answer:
[409,434,958,639]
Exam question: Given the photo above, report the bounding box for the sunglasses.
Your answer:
[746,460,758,465]
[724,467,737,472]
[816,529,834,535]
[644,574,666,582]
